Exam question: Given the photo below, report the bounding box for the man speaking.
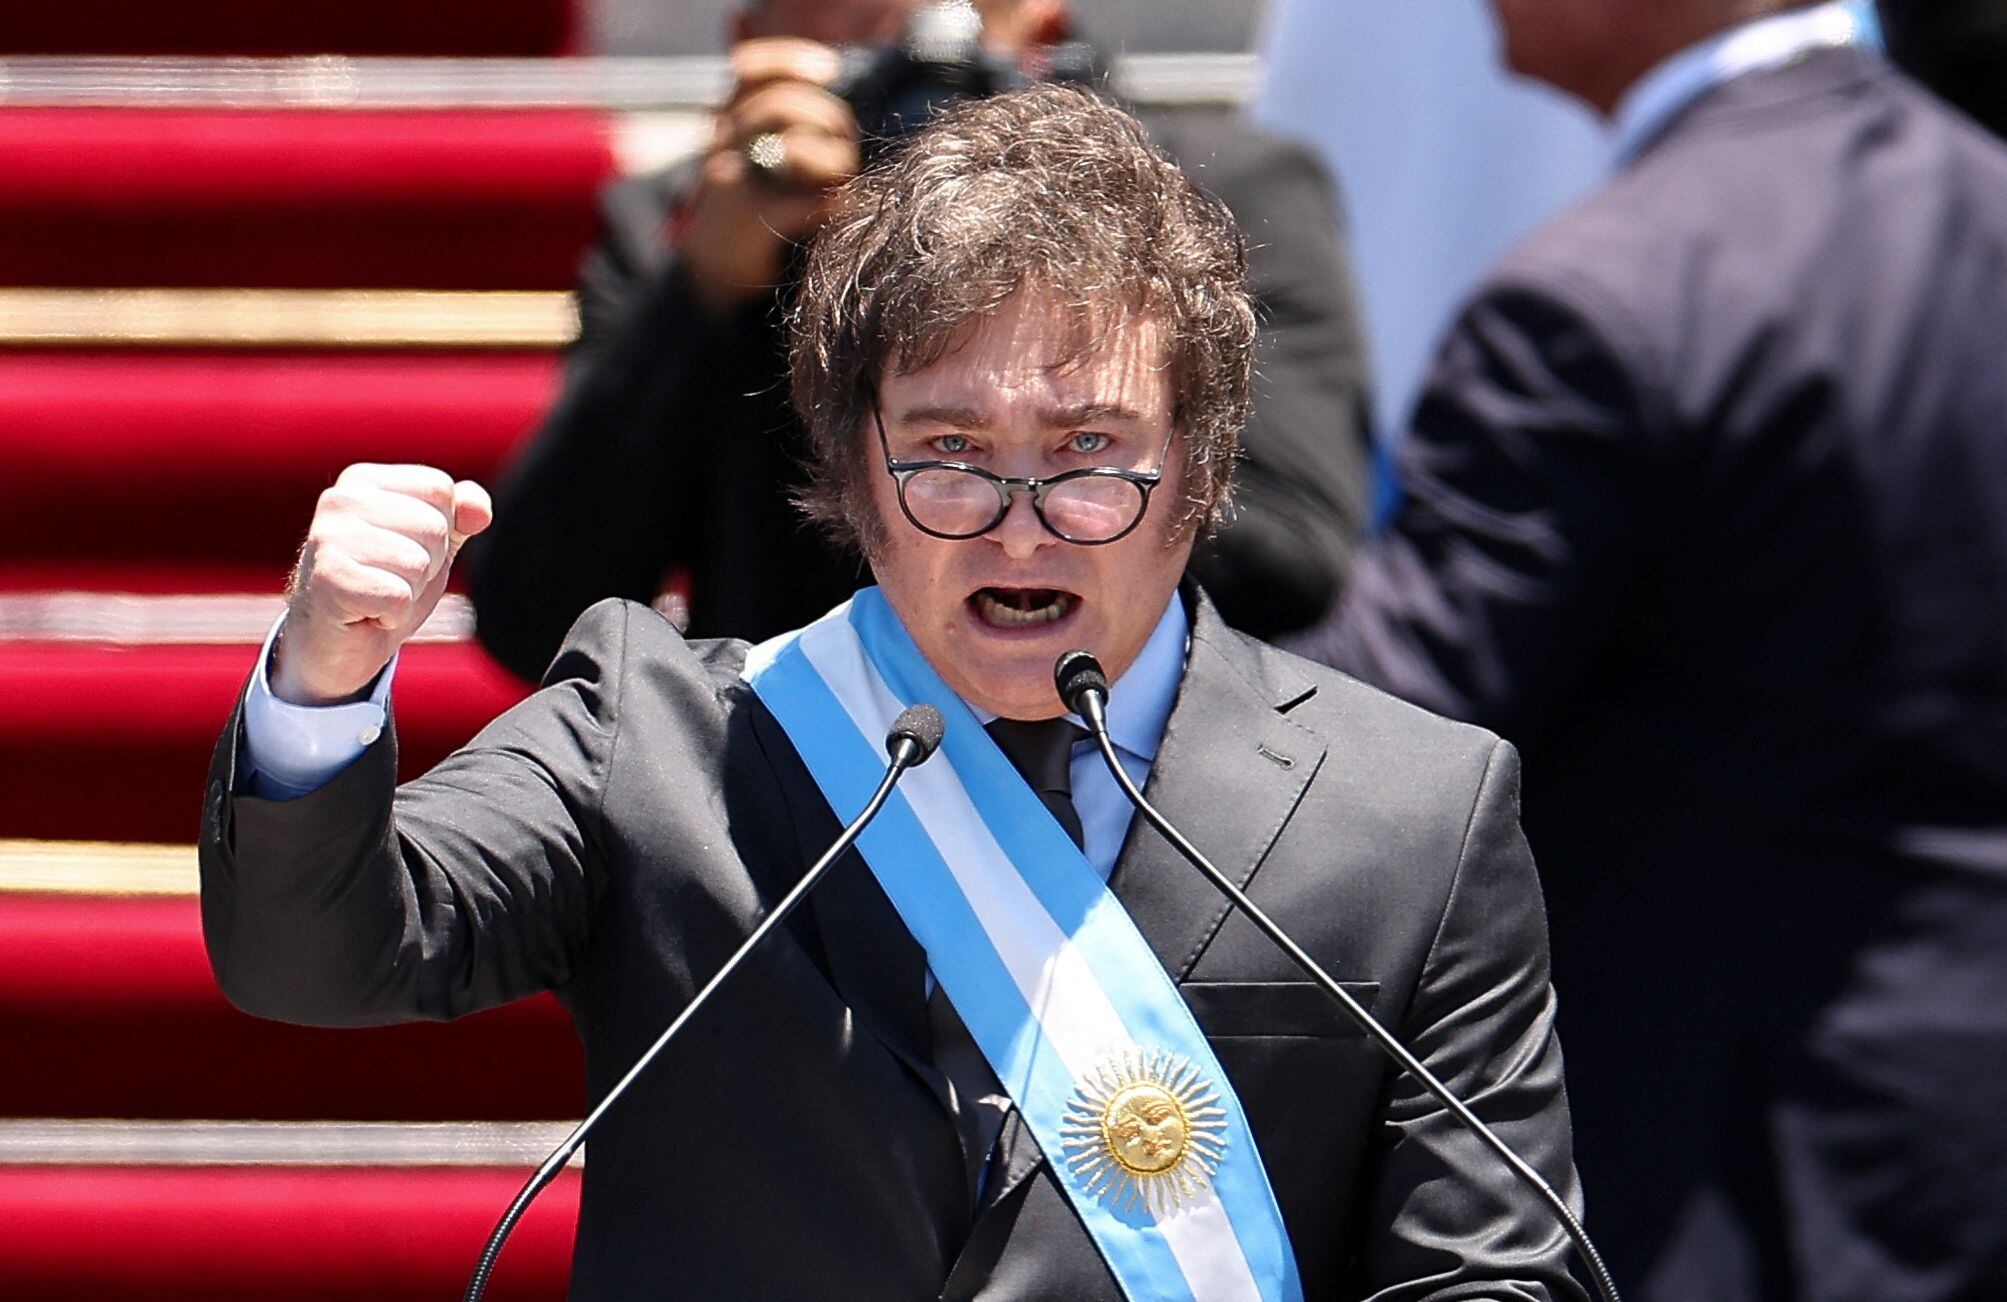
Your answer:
[201,87,1583,1299]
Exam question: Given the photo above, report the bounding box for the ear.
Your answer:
[1022,0,1073,46]
[986,0,1073,49]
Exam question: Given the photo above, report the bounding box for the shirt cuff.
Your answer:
[239,614,397,800]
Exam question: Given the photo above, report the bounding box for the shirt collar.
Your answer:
[1086,592,1186,763]
[1611,1,1870,165]
[965,591,1187,762]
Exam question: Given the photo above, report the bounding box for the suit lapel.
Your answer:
[808,843,938,1083]
[1108,596,1326,980]
[747,701,944,1100]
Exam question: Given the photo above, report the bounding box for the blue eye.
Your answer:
[1070,431,1111,455]
[934,433,971,456]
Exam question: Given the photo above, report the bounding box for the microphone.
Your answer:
[1053,648,1109,734]
[886,701,946,767]
[464,704,947,1302]
[1054,652,1622,1302]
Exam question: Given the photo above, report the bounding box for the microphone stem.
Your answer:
[1083,717,1622,1302]
[463,746,922,1302]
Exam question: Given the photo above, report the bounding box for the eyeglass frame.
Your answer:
[870,402,1178,546]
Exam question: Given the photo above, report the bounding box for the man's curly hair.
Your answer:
[788,83,1256,554]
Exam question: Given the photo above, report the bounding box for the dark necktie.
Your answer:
[984,717,1089,849]
[927,717,1089,1216]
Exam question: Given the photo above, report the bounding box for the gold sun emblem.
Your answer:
[1060,1047,1229,1215]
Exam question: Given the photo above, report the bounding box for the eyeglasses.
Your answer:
[873,406,1174,545]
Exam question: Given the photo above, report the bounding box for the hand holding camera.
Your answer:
[682,37,864,318]
[680,4,1091,320]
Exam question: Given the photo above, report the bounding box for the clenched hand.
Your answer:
[272,463,493,705]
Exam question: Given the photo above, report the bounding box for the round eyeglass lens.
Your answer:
[903,467,1004,537]
[1042,476,1147,541]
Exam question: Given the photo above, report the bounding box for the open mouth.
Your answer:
[970,587,1078,629]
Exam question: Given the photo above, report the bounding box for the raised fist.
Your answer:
[272,464,493,706]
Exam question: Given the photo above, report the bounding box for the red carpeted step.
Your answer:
[0,892,580,1120]
[0,2,575,58]
[0,638,532,841]
[0,1164,575,1300]
[0,562,293,595]
[0,351,557,579]
[0,109,614,289]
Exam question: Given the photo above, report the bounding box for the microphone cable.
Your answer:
[462,704,946,1302]
[1053,650,1621,1302]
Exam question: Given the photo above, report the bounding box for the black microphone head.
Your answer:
[886,704,946,764]
[1053,650,1109,717]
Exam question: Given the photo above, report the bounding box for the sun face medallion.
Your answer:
[1060,1047,1229,1215]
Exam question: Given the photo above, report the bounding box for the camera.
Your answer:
[835,2,1099,165]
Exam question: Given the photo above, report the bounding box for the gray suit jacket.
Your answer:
[201,593,1583,1299]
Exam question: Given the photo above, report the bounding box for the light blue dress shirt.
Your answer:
[237,595,1191,883]
[966,593,1187,882]
[239,614,395,801]
[1612,1,1878,164]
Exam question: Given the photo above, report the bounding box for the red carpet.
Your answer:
[0,893,580,1120]
[0,16,626,1290]
[0,2,575,59]
[0,1165,576,1299]
[0,639,532,841]
[0,562,327,595]
[0,351,557,578]
[0,110,614,289]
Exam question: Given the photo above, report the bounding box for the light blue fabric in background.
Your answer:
[1252,0,1607,451]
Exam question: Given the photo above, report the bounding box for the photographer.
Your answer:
[468,0,1373,677]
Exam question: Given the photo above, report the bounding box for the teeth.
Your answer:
[975,591,1075,627]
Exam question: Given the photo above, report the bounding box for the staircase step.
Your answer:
[0,562,320,595]
[0,1,576,60]
[0,884,579,1120]
[0,1161,575,1300]
[0,351,557,575]
[0,288,576,348]
[0,636,531,841]
[0,109,614,289]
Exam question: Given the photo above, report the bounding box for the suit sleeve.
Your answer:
[1291,281,1667,742]
[1177,121,1375,639]
[1360,740,1587,1301]
[198,601,634,1027]
[465,182,775,681]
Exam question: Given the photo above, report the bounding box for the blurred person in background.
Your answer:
[1289,1,2007,1298]
[1879,0,2007,137]
[468,0,1373,679]
[1253,0,1607,458]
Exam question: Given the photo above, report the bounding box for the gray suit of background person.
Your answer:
[201,89,1585,1297]
[1289,1,2007,1298]
[466,0,1374,678]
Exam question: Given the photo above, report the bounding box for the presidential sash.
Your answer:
[743,588,1301,1302]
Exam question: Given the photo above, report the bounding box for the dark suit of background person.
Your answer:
[465,106,1374,678]
[1289,28,2007,1302]
[200,591,1585,1300]
[1878,0,2007,139]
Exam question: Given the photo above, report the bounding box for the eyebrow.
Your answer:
[893,401,1147,429]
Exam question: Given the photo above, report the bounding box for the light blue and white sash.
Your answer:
[743,588,1301,1302]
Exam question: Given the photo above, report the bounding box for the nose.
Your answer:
[991,484,1052,560]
